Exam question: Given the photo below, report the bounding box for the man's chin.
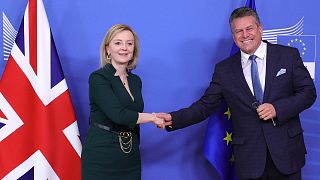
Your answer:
[240,46,254,54]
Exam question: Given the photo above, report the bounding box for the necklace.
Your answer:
[120,75,127,86]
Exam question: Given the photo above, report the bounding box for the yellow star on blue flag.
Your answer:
[223,131,232,146]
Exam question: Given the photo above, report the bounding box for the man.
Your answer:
[158,7,316,180]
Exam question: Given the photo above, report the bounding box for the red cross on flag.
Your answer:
[0,0,82,179]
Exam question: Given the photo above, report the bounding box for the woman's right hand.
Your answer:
[152,113,165,129]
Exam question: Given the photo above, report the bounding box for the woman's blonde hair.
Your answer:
[99,24,140,70]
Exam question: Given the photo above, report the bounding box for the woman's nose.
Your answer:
[121,44,127,50]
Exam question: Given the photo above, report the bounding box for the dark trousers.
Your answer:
[240,150,301,180]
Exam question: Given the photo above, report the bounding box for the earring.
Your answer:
[106,53,111,60]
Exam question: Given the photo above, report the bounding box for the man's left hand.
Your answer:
[257,103,276,120]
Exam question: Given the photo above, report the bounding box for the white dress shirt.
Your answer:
[241,42,267,96]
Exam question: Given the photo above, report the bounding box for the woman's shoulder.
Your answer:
[89,68,105,77]
[90,67,103,74]
[89,66,113,84]
[128,71,142,82]
[91,64,115,76]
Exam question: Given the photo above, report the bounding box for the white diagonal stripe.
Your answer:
[63,121,82,157]
[2,150,59,180]
[0,92,24,142]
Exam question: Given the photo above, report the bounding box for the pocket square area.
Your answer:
[276,68,286,77]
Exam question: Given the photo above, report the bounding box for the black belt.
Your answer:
[93,123,133,153]
[93,123,131,137]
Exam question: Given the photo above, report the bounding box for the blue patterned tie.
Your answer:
[249,55,263,103]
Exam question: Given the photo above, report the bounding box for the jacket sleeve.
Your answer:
[168,66,224,131]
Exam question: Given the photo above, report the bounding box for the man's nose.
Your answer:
[242,30,249,38]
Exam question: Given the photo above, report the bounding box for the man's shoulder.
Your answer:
[216,51,240,67]
[267,42,298,53]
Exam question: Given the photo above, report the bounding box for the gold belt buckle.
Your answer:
[118,131,132,154]
[119,132,131,138]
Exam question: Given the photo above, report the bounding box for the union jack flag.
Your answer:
[0,0,82,179]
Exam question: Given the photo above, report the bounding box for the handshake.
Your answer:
[151,113,173,129]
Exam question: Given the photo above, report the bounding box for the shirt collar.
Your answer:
[241,41,267,65]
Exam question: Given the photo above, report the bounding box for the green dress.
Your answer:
[81,64,144,180]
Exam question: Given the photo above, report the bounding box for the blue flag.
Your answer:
[203,1,256,179]
[277,35,316,79]
[277,35,316,62]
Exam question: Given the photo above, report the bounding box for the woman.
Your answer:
[81,24,163,180]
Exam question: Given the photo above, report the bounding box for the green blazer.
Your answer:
[82,64,144,180]
[89,63,144,133]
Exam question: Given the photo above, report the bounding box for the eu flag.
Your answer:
[277,35,316,79]
[277,35,316,62]
[203,0,256,179]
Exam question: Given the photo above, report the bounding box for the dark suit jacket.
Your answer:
[168,42,317,178]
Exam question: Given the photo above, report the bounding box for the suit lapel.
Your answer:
[263,43,279,102]
[231,52,256,103]
[127,74,137,102]
[103,64,136,103]
[230,42,280,104]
